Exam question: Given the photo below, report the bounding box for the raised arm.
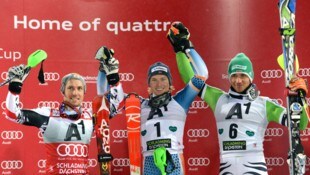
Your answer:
[94,46,124,117]
[167,22,208,84]
[5,64,49,127]
[95,46,116,95]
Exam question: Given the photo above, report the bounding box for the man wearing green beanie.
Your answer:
[167,22,309,175]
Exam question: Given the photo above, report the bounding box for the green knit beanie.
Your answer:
[228,53,254,82]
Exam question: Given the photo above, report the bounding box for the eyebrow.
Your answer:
[67,85,83,88]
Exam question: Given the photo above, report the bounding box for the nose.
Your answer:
[152,79,161,87]
[235,77,242,83]
[72,88,78,95]
[158,80,164,86]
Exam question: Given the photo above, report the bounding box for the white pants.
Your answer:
[220,153,268,175]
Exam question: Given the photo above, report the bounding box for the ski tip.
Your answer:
[125,92,141,106]
[277,54,299,73]
[295,55,299,73]
[277,54,285,70]
[126,92,140,99]
[92,95,104,113]
[28,49,48,68]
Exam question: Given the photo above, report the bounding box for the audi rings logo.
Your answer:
[265,128,284,137]
[1,160,23,169]
[300,128,310,137]
[119,73,134,81]
[1,130,23,140]
[88,159,97,167]
[187,129,209,138]
[265,157,284,166]
[112,130,127,138]
[298,68,310,77]
[81,101,92,109]
[1,101,23,110]
[44,72,60,81]
[37,159,46,169]
[260,69,282,79]
[190,100,208,109]
[188,157,210,166]
[1,71,8,80]
[38,101,60,108]
[56,144,88,157]
[112,158,130,167]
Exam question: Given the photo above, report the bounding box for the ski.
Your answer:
[0,49,47,87]
[278,0,306,174]
[125,93,142,175]
[92,95,113,175]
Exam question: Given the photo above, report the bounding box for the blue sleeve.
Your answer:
[97,71,109,95]
[173,76,205,112]
[176,48,208,84]
[187,49,209,79]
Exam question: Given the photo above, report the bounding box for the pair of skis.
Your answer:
[278,0,307,174]
[92,93,142,175]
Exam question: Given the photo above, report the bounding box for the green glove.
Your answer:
[153,147,167,175]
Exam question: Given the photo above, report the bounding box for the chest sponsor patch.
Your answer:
[146,139,171,151]
[223,140,246,151]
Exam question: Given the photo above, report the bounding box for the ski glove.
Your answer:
[95,46,115,72]
[289,76,308,96]
[8,64,30,94]
[167,21,193,53]
[95,46,120,85]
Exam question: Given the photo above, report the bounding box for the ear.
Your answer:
[61,90,66,97]
[169,85,175,93]
[147,87,152,95]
